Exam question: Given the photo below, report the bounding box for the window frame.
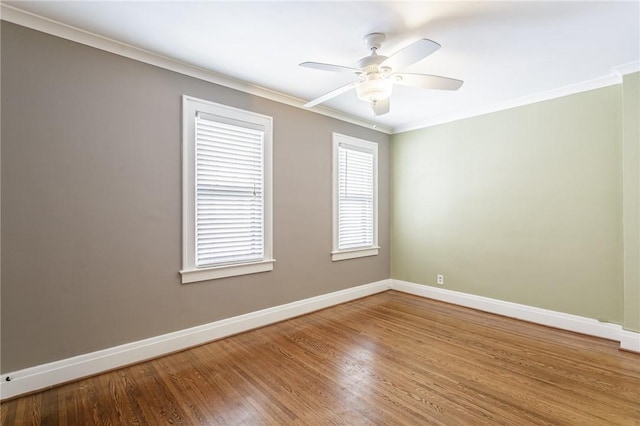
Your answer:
[331,132,379,262]
[180,95,274,283]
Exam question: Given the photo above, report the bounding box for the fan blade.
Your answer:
[303,82,359,108]
[299,62,360,73]
[372,98,390,116]
[393,73,463,90]
[381,39,440,71]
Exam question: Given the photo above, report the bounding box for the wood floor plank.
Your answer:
[2,291,639,425]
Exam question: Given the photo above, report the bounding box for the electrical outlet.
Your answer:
[437,274,444,285]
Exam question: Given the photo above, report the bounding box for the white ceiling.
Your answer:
[4,1,640,133]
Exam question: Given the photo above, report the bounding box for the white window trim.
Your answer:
[331,133,379,262]
[180,95,274,283]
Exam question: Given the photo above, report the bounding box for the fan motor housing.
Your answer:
[357,54,387,71]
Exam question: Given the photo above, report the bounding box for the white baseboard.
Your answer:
[620,329,640,353]
[0,279,391,400]
[391,279,639,353]
[3,278,637,400]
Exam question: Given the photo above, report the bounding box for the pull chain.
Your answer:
[372,105,378,130]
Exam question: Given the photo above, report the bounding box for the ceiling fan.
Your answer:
[300,33,463,116]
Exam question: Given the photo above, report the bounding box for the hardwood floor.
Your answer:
[2,290,639,425]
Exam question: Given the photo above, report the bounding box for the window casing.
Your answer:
[181,96,273,283]
[332,133,379,261]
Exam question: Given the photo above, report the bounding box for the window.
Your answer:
[332,133,379,261]
[181,96,273,283]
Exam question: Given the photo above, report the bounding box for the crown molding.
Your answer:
[393,72,623,134]
[1,4,634,136]
[614,60,640,76]
[0,4,392,135]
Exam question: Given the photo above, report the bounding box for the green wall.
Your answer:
[622,72,640,332]
[392,85,626,323]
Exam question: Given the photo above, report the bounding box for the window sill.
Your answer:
[180,259,275,284]
[331,247,379,262]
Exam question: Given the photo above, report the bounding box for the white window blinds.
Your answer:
[195,115,264,267]
[337,143,375,250]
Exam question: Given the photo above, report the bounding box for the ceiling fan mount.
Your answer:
[362,32,386,52]
[300,32,463,116]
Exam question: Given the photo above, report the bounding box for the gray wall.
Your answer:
[1,22,390,372]
[392,86,624,323]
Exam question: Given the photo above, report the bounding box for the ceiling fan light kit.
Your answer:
[300,32,464,116]
[356,78,393,103]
